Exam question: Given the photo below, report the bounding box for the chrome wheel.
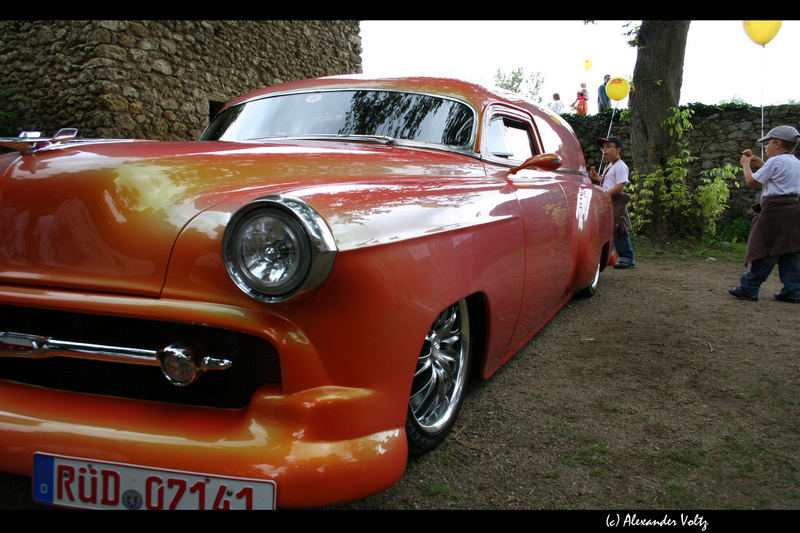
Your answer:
[406,299,471,453]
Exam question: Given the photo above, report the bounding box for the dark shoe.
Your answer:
[613,261,635,269]
[774,292,800,303]
[729,287,757,301]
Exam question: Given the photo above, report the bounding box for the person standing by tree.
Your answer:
[729,125,800,303]
[598,74,611,112]
[589,137,635,268]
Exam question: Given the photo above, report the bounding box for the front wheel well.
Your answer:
[405,293,486,456]
[465,293,488,382]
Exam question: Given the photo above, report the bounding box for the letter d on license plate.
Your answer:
[33,453,276,510]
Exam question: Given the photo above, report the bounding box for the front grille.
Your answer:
[0,305,281,409]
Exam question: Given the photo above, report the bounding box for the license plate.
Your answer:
[33,453,276,510]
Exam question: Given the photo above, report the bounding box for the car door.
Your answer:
[481,105,573,352]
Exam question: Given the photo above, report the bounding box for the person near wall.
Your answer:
[571,91,588,115]
[570,84,588,113]
[598,74,611,112]
[729,125,800,303]
[551,93,564,114]
[589,137,635,269]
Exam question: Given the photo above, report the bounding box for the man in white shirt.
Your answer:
[589,137,635,268]
[729,125,800,303]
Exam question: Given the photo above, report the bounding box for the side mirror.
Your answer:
[509,153,562,174]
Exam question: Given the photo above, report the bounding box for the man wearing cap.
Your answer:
[589,137,635,269]
[729,125,800,303]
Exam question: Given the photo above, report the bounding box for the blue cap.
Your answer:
[598,137,623,149]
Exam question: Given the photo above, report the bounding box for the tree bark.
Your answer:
[629,20,691,176]
[629,20,690,238]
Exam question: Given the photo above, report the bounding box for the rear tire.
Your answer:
[406,299,471,455]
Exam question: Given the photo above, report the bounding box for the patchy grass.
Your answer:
[633,235,747,262]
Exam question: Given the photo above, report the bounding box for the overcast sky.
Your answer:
[360,20,799,113]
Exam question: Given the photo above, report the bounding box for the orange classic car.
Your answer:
[0,76,614,509]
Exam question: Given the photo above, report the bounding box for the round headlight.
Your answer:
[226,209,312,299]
[223,196,337,303]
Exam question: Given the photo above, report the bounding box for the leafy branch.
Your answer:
[494,67,545,104]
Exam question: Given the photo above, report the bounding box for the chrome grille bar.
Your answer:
[0,331,232,371]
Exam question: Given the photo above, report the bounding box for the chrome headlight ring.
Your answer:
[222,195,337,303]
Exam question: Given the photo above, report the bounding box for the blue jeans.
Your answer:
[615,233,635,265]
[738,251,800,298]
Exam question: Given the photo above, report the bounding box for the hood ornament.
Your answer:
[0,128,79,154]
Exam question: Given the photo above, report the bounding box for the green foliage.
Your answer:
[622,21,640,47]
[494,67,544,104]
[715,214,751,244]
[663,105,692,140]
[628,107,741,239]
[628,146,695,233]
[717,96,748,106]
[560,108,622,153]
[694,164,742,238]
[684,101,755,117]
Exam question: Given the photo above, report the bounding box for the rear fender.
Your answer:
[567,185,614,292]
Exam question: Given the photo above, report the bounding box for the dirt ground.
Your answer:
[1,249,798,512]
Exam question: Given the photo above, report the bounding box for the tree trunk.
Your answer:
[630,20,690,174]
[629,20,690,237]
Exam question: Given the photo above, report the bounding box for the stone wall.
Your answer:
[0,20,362,140]
[564,103,800,216]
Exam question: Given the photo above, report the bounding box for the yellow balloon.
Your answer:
[743,20,782,46]
[584,60,592,70]
[605,77,630,101]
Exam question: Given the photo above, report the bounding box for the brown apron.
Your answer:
[745,194,800,265]
[612,192,633,236]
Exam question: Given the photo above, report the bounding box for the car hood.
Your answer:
[0,139,483,297]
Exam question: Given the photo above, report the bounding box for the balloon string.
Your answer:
[606,107,616,138]
[760,44,765,160]
[598,106,617,170]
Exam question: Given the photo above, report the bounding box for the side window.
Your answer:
[486,116,537,161]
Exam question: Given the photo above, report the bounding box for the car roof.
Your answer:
[225,75,535,117]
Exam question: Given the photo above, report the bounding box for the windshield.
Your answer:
[201,90,476,149]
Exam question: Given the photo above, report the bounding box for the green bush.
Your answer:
[627,107,741,239]
[715,214,751,244]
